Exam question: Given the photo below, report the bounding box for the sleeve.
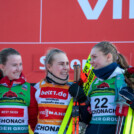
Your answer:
[28,86,38,131]
[79,104,92,124]
[115,74,127,101]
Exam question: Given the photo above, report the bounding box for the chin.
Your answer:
[14,76,20,79]
[60,76,67,79]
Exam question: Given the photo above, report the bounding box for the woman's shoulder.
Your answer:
[109,66,125,79]
[67,80,73,86]
[34,79,46,90]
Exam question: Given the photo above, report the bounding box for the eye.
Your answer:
[66,62,69,66]
[12,64,17,67]
[60,62,64,65]
[91,55,96,60]
[20,63,22,66]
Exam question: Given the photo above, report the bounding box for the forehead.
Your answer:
[6,55,22,63]
[91,47,102,55]
[53,53,68,62]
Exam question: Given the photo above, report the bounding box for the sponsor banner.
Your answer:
[42,0,134,42]
[0,0,134,83]
[0,0,134,42]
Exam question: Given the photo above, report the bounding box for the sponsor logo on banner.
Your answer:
[78,0,134,19]
[33,55,87,72]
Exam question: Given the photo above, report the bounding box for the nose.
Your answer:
[17,65,22,71]
[64,65,67,69]
[64,64,69,70]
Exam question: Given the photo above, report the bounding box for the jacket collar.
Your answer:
[0,73,26,88]
[108,66,124,79]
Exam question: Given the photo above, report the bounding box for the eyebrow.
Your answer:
[58,61,68,63]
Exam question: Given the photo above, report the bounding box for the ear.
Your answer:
[0,64,4,71]
[46,64,51,71]
[107,53,113,62]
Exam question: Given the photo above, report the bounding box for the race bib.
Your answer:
[91,95,116,116]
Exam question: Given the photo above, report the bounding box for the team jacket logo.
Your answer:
[40,87,68,100]
[0,90,26,104]
[35,125,59,132]
[39,107,66,119]
[0,108,24,117]
[3,90,17,97]
[22,84,28,91]
[97,82,110,88]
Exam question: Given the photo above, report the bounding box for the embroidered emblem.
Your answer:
[22,84,28,90]
[97,82,110,88]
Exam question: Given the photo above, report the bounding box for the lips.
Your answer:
[13,72,21,77]
[61,72,68,75]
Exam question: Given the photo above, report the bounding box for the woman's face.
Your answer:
[90,47,112,69]
[47,53,69,79]
[1,55,23,80]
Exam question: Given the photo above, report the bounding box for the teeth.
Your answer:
[61,74,67,75]
[62,73,67,75]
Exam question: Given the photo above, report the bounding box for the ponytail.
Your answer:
[117,53,129,69]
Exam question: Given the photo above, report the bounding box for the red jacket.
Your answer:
[0,73,38,134]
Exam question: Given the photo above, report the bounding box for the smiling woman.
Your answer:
[44,48,70,85]
[0,48,38,134]
[81,41,129,134]
[0,54,23,80]
[34,48,73,134]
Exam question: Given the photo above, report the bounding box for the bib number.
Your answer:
[95,98,108,109]
[91,96,116,116]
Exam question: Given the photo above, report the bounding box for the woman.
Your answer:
[69,41,129,134]
[0,48,38,134]
[34,48,72,134]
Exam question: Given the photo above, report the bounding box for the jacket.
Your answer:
[0,73,38,134]
[34,79,72,134]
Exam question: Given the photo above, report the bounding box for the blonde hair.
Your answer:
[45,48,66,71]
